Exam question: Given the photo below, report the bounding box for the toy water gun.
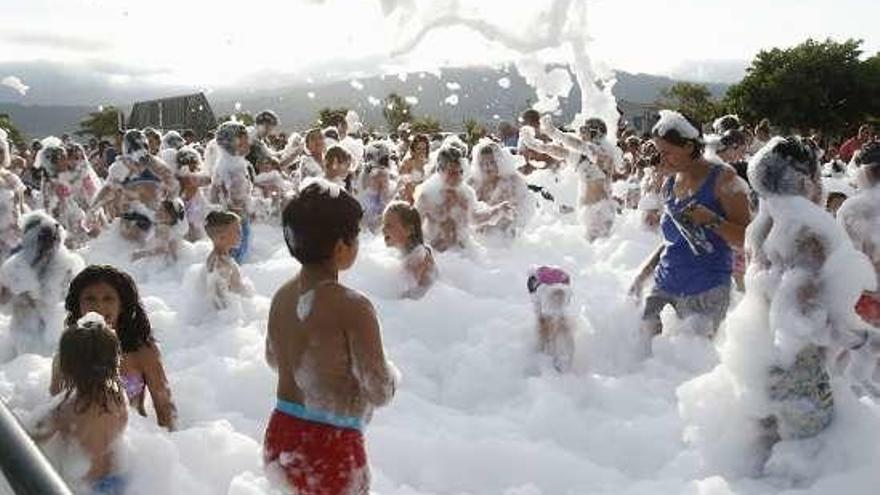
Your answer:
[666,198,715,256]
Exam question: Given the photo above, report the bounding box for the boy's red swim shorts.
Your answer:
[263,409,368,495]
[856,293,880,327]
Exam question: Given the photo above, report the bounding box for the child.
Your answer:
[382,201,438,300]
[131,198,187,263]
[414,145,511,252]
[204,210,252,310]
[33,313,128,494]
[52,265,177,430]
[469,139,533,239]
[324,144,353,190]
[211,121,253,264]
[264,180,398,494]
[0,211,84,356]
[358,142,397,234]
[527,266,575,372]
[175,146,211,241]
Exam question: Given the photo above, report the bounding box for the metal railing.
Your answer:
[0,400,71,495]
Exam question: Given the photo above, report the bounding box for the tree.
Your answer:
[462,118,486,147]
[317,107,348,128]
[0,114,25,147]
[410,116,442,135]
[657,82,719,126]
[382,93,412,132]
[724,38,875,135]
[76,106,123,140]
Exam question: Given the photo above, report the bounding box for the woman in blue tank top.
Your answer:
[630,111,750,355]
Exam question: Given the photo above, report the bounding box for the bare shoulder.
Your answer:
[327,284,375,319]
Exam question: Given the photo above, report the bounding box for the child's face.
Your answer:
[79,282,121,329]
[479,152,499,180]
[214,221,242,253]
[327,157,350,179]
[441,163,464,188]
[335,236,359,271]
[382,211,409,249]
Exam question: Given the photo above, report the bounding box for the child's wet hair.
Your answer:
[436,147,464,172]
[65,265,154,353]
[324,145,351,166]
[58,315,125,414]
[282,181,363,265]
[384,201,424,250]
[204,210,241,239]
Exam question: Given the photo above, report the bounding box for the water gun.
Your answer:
[666,198,715,256]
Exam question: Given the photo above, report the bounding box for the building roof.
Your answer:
[128,92,216,136]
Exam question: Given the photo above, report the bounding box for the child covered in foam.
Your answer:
[0,211,84,357]
[130,198,188,263]
[204,210,253,310]
[382,201,438,299]
[414,145,512,252]
[358,141,397,234]
[527,266,575,372]
[31,313,128,495]
[264,180,398,494]
[211,121,254,264]
[175,146,211,241]
[469,139,534,240]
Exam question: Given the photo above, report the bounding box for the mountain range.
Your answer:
[0,65,729,140]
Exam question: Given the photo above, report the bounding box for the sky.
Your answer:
[0,0,878,97]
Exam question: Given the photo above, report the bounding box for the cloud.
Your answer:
[0,30,110,52]
[667,59,748,84]
[81,60,172,78]
[1,76,29,96]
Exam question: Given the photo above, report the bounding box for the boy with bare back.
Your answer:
[264,180,398,495]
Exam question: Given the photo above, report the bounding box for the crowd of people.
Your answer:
[0,105,877,493]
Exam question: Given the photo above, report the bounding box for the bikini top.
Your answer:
[122,373,145,400]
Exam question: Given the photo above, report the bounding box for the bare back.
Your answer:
[267,276,395,422]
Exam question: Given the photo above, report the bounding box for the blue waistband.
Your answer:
[92,474,127,495]
[276,399,365,432]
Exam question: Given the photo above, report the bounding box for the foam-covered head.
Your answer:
[282,179,363,266]
[161,130,185,151]
[712,114,741,135]
[123,129,150,163]
[435,145,466,187]
[365,141,392,169]
[471,138,516,182]
[748,136,821,198]
[175,145,202,171]
[652,110,703,160]
[855,141,880,186]
[215,121,249,155]
[580,117,607,142]
[20,210,64,266]
[35,137,67,176]
[255,110,279,127]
